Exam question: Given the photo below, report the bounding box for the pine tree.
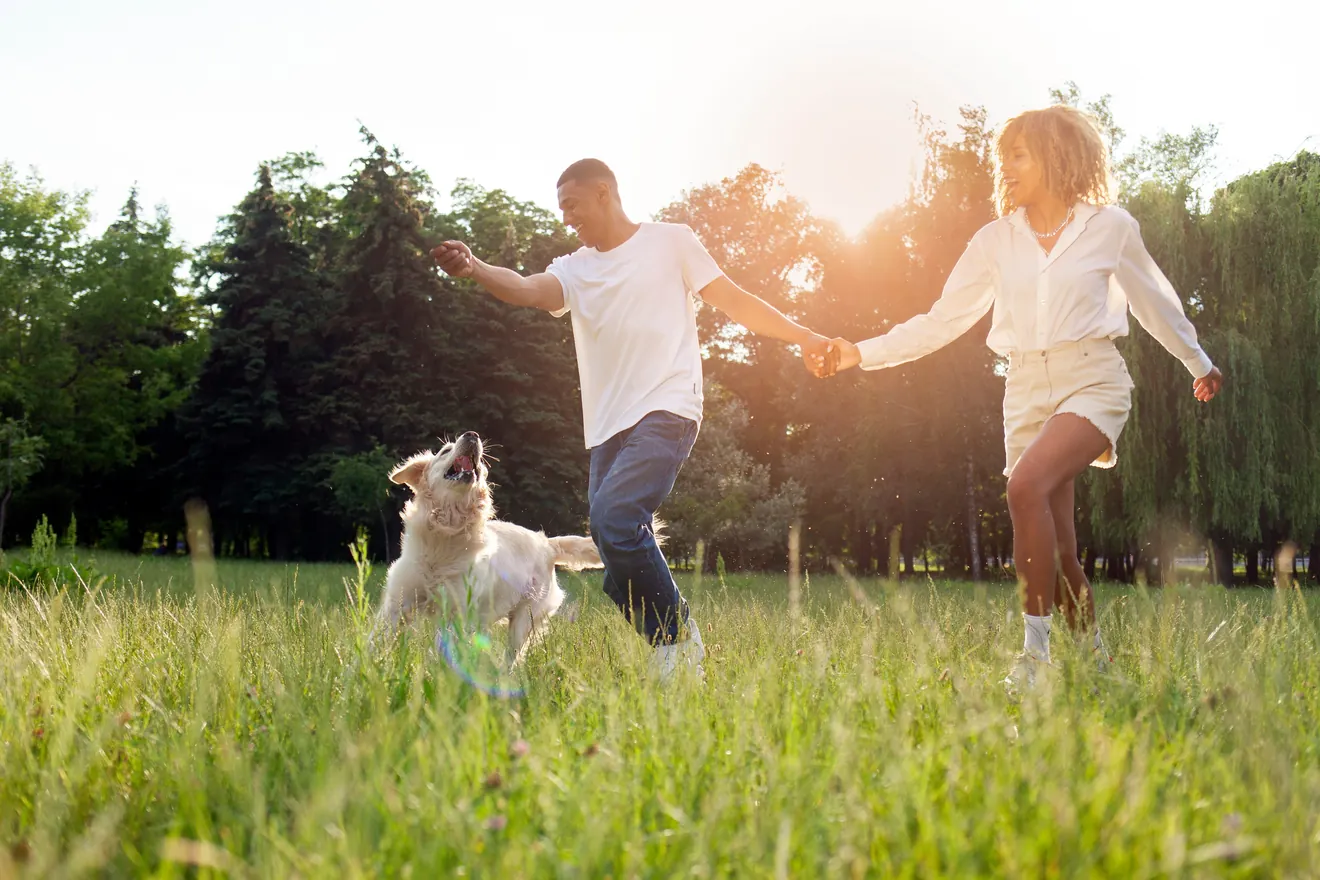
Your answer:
[182,166,330,558]
[315,130,452,458]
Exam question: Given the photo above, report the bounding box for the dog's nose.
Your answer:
[459,431,480,443]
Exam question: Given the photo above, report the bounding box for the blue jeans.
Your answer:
[588,410,699,645]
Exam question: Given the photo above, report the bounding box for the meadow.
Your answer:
[2,549,1318,877]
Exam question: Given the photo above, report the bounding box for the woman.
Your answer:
[830,105,1223,688]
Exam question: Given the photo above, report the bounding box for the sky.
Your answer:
[2,0,1317,249]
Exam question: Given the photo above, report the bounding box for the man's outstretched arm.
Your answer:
[699,275,838,377]
[432,241,565,312]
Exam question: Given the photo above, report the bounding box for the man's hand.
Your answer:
[428,241,565,311]
[1194,365,1223,402]
[801,334,840,378]
[830,338,862,371]
[431,241,476,278]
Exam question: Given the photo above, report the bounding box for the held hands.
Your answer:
[431,241,476,278]
[1194,366,1224,402]
[800,334,840,378]
[800,335,864,378]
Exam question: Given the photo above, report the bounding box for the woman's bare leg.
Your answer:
[1050,478,1096,632]
[1007,415,1110,622]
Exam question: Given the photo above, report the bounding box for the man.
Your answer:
[432,159,837,681]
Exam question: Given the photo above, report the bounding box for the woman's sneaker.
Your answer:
[1002,652,1047,694]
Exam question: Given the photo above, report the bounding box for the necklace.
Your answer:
[1031,207,1073,240]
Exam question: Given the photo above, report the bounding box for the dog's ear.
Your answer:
[389,452,432,489]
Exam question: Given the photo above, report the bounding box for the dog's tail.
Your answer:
[549,536,605,570]
[651,516,667,547]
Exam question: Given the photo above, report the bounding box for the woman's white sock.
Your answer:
[1024,614,1052,662]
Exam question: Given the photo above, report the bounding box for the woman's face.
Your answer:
[1001,134,1046,209]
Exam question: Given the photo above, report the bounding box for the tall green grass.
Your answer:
[2,553,1317,876]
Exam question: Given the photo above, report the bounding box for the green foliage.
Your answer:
[0,418,46,547]
[318,128,453,457]
[777,105,1008,576]
[0,419,45,487]
[327,446,395,526]
[657,163,821,366]
[344,526,374,634]
[3,100,1316,574]
[175,131,591,560]
[2,514,97,588]
[325,446,397,558]
[29,514,55,563]
[0,170,201,550]
[182,163,337,559]
[0,162,87,415]
[666,381,805,569]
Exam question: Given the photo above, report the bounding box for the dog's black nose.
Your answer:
[459,431,480,442]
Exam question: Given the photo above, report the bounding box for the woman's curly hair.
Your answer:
[994,105,1114,217]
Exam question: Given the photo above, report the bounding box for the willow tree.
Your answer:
[1200,152,1320,581]
[1076,179,1196,580]
[1073,126,1281,586]
[1086,151,1320,585]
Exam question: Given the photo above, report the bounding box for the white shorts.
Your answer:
[1002,338,1134,477]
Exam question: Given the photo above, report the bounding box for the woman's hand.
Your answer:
[1194,366,1223,402]
[830,338,862,372]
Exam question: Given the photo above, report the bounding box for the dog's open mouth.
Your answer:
[444,455,478,482]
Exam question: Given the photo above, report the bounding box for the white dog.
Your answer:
[375,431,602,664]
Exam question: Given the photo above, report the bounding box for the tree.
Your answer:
[655,166,827,489]
[182,165,332,559]
[665,382,805,570]
[0,419,44,548]
[62,192,203,547]
[327,445,397,560]
[312,129,453,460]
[1196,152,1320,583]
[790,107,1006,578]
[896,105,1004,580]
[1,169,203,549]
[1049,81,1125,158]
[656,164,822,366]
[0,162,84,478]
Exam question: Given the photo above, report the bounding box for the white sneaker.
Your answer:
[1002,652,1047,693]
[650,620,706,684]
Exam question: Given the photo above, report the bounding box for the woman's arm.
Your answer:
[1113,212,1222,400]
[835,235,995,371]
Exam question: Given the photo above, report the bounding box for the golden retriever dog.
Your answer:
[375,431,601,664]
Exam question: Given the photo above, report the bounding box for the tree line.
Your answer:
[2,88,1316,585]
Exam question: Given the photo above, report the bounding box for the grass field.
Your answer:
[3,550,1319,877]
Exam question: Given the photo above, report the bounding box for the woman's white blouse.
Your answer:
[855,203,1214,379]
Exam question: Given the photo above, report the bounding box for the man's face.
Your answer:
[556,178,610,248]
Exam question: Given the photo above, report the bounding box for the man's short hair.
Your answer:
[557,159,617,191]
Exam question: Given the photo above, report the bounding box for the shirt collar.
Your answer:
[1010,203,1102,265]
[1008,202,1099,233]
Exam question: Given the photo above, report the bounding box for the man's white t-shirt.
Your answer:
[546,222,723,449]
